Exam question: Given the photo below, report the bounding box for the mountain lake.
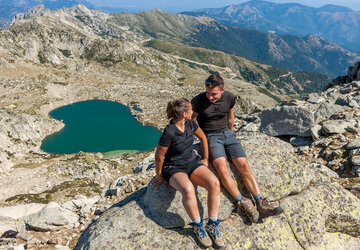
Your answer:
[41,100,161,157]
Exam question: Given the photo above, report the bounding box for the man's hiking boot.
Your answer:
[205,220,224,248]
[236,197,259,223]
[193,222,212,248]
[256,197,283,218]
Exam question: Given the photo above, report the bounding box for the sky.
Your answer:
[87,0,360,12]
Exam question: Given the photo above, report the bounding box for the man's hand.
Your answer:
[151,175,164,188]
[201,158,209,168]
[236,136,241,141]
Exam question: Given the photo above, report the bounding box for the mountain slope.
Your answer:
[144,39,330,94]
[182,1,360,52]
[108,9,360,77]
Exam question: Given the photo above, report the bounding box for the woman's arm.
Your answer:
[194,127,209,167]
[227,108,234,130]
[152,145,168,187]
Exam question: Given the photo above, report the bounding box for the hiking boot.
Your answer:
[193,222,212,248]
[256,197,283,218]
[236,197,259,223]
[205,220,224,248]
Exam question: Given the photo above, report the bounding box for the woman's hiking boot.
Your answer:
[193,221,212,248]
[236,197,259,223]
[256,197,283,218]
[205,220,224,248]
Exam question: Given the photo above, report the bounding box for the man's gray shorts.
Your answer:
[206,129,247,162]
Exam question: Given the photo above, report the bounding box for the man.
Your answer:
[191,74,283,222]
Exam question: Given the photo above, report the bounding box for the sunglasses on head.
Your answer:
[205,79,220,86]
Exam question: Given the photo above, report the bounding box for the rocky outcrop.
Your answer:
[0,107,63,173]
[75,133,360,249]
[259,106,314,137]
[328,61,360,87]
[24,202,79,232]
[237,62,360,178]
[142,178,233,228]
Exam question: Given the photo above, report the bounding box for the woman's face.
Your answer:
[184,102,193,121]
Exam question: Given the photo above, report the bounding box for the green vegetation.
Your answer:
[58,48,71,58]
[37,51,47,64]
[257,87,283,103]
[2,178,101,205]
[102,149,140,158]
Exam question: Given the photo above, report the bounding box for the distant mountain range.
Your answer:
[182,0,360,53]
[110,9,359,77]
[3,5,332,98]
[0,0,93,26]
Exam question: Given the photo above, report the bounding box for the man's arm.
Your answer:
[228,108,234,130]
[194,127,209,167]
[192,111,198,121]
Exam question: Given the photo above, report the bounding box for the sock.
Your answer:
[254,193,262,201]
[235,193,243,201]
[193,217,202,225]
[208,217,218,224]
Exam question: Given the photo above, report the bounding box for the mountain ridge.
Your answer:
[0,0,94,26]
[107,8,360,77]
[182,0,360,52]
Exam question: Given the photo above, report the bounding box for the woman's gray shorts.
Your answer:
[206,129,247,161]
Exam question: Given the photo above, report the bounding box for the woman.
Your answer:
[152,98,224,248]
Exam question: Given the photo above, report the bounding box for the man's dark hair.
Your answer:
[205,75,224,89]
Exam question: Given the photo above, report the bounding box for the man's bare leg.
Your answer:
[231,157,260,196]
[212,157,259,222]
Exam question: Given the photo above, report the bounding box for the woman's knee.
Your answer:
[180,184,196,199]
[210,178,221,194]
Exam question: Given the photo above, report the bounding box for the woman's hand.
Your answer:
[201,158,209,168]
[152,174,164,188]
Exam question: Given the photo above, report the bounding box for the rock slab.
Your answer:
[260,106,314,136]
[25,202,79,232]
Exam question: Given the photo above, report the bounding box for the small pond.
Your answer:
[41,100,161,156]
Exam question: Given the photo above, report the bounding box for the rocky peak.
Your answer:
[11,5,50,25]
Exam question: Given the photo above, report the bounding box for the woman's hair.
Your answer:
[166,98,190,120]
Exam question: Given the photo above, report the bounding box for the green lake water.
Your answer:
[41,100,162,156]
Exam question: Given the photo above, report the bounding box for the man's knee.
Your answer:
[212,158,231,178]
[233,157,251,173]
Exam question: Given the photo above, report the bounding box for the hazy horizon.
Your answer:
[87,0,360,12]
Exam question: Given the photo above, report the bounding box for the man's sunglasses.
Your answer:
[205,79,221,86]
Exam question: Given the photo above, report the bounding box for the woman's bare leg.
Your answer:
[169,172,200,221]
[190,166,221,218]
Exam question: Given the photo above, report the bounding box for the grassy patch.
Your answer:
[256,87,283,103]
[2,178,101,206]
[38,51,47,64]
[102,149,140,158]
[58,49,71,58]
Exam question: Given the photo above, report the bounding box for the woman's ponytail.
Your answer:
[166,98,189,120]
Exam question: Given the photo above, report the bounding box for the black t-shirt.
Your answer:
[158,119,198,166]
[191,91,236,134]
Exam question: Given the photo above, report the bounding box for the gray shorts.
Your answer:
[206,129,247,161]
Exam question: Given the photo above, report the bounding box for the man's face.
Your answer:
[205,86,224,103]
